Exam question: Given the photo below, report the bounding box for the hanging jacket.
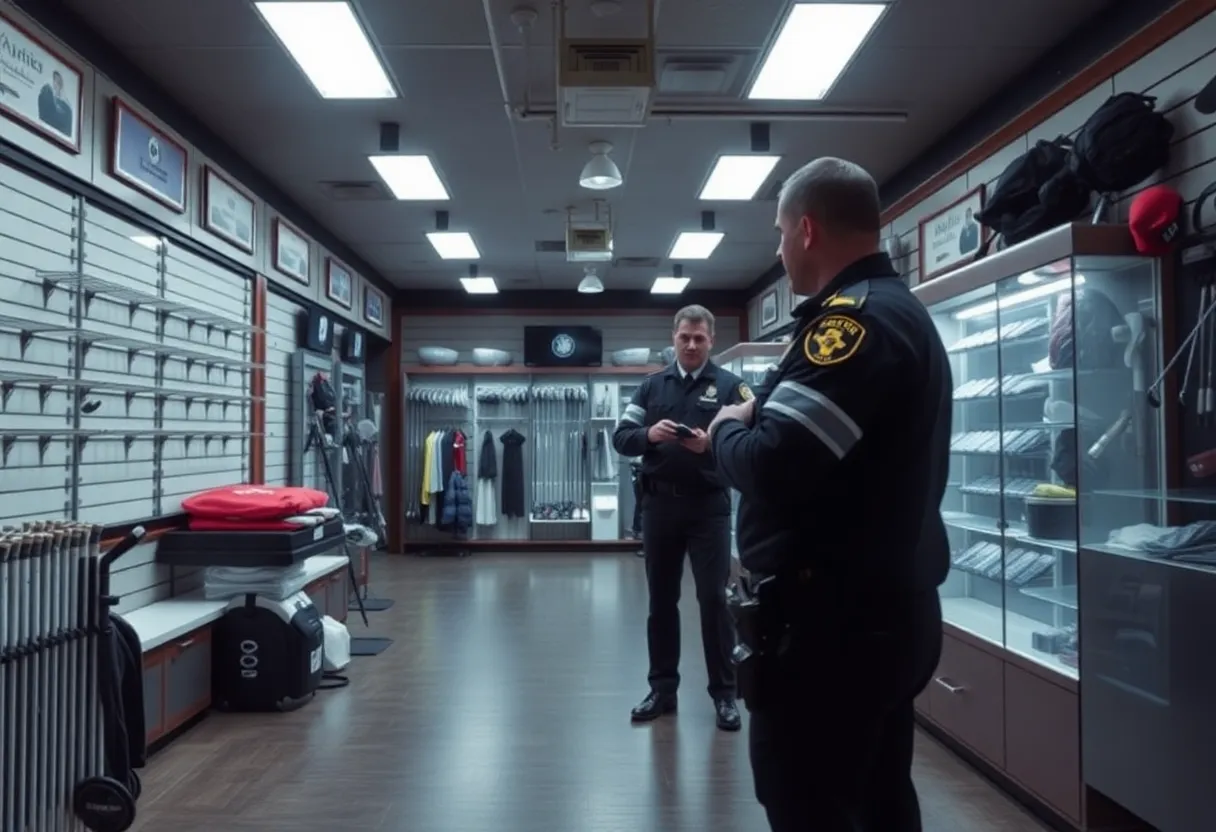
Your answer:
[441,470,473,533]
[478,430,498,480]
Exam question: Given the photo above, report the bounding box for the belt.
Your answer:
[645,480,721,498]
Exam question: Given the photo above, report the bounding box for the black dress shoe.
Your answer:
[631,691,677,722]
[715,698,741,731]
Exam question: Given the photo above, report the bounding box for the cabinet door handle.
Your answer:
[176,638,195,650]
[933,676,966,694]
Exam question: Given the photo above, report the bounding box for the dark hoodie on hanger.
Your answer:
[478,430,498,480]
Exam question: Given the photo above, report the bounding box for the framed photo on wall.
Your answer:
[326,258,353,309]
[363,285,384,327]
[202,165,255,253]
[0,11,83,153]
[110,98,188,213]
[918,185,987,283]
[760,288,779,330]
[272,217,310,285]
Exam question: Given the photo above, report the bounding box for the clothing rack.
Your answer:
[404,385,473,553]
[529,384,591,541]
[473,385,532,541]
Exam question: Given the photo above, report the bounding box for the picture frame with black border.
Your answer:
[760,287,779,329]
[201,164,255,253]
[0,10,84,153]
[272,217,310,285]
[109,97,189,213]
[363,284,384,327]
[917,185,988,283]
[326,257,353,309]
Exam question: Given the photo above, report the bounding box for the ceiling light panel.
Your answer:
[670,232,724,260]
[461,277,499,294]
[254,2,395,99]
[699,155,780,201]
[426,232,480,259]
[748,3,888,101]
[369,155,450,201]
[651,276,690,294]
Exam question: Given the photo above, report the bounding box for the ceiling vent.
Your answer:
[559,38,655,127]
[614,256,660,268]
[566,220,614,263]
[534,240,567,253]
[658,58,734,95]
[318,180,389,201]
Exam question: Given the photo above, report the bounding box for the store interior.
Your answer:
[2,0,1216,830]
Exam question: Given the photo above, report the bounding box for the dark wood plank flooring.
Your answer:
[131,553,1050,831]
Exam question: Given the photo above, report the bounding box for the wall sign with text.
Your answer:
[273,217,310,285]
[326,257,353,309]
[917,186,986,282]
[110,98,188,212]
[202,165,255,253]
[0,11,83,152]
[363,285,384,327]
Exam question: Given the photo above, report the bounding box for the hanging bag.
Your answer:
[1070,92,1174,193]
[976,136,1092,247]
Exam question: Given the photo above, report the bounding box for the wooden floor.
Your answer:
[131,552,1051,832]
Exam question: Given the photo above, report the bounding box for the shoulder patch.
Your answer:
[824,279,870,311]
[804,315,866,367]
[737,383,754,401]
[825,294,858,308]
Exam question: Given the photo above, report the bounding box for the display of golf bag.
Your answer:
[1070,92,1174,194]
[72,526,149,832]
[976,136,1092,248]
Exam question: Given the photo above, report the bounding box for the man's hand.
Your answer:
[679,427,710,454]
[647,419,681,443]
[709,400,755,438]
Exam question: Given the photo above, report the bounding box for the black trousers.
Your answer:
[641,490,736,700]
[748,587,942,832]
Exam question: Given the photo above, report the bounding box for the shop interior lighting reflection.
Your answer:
[952,276,1085,321]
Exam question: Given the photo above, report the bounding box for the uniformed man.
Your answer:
[613,305,752,731]
[708,158,952,831]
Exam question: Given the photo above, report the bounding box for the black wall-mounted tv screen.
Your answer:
[300,307,333,355]
[523,325,603,367]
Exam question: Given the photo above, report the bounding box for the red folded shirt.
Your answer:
[182,484,330,522]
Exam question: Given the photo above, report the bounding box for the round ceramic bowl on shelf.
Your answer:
[658,346,675,364]
[416,346,459,366]
[471,347,512,367]
[611,347,652,367]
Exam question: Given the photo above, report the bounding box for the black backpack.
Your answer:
[976,136,1092,247]
[1071,93,1174,193]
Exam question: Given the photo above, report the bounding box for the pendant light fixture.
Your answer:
[577,265,604,294]
[579,141,623,190]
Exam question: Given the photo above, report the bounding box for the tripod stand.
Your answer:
[305,410,370,628]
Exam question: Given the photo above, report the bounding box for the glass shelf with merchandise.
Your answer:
[916,224,1163,681]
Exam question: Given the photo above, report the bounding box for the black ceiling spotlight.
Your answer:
[750,122,771,154]
[701,211,715,232]
[379,121,400,153]
[672,264,684,278]
[468,264,478,278]
[435,210,450,231]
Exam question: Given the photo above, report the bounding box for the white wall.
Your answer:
[887,10,1216,285]
[400,313,741,365]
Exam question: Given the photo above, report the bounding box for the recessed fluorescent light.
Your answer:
[699,155,781,201]
[254,2,395,99]
[651,276,690,294]
[426,232,480,259]
[461,277,499,294]
[748,3,888,101]
[368,155,450,201]
[670,232,724,260]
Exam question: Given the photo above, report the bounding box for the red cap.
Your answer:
[1129,185,1183,255]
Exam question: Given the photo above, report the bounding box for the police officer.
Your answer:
[613,305,751,731]
[708,158,951,831]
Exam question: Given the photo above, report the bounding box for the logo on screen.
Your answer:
[551,333,576,358]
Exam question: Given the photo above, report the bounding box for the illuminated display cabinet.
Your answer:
[911,223,1166,827]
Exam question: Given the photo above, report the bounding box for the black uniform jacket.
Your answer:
[613,360,752,493]
[711,253,953,594]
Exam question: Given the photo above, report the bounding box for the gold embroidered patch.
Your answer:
[803,315,866,367]
[737,384,755,402]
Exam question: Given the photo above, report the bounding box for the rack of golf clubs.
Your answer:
[530,383,591,539]
[473,384,532,541]
[2,522,148,832]
[404,382,474,551]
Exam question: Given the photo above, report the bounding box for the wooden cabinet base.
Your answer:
[142,624,213,746]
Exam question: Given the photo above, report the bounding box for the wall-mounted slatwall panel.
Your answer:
[399,313,741,364]
[74,207,165,522]
[159,244,252,511]
[265,289,305,485]
[0,163,78,524]
[107,540,203,614]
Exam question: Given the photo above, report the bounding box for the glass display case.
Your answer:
[914,224,1163,680]
[714,341,795,562]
